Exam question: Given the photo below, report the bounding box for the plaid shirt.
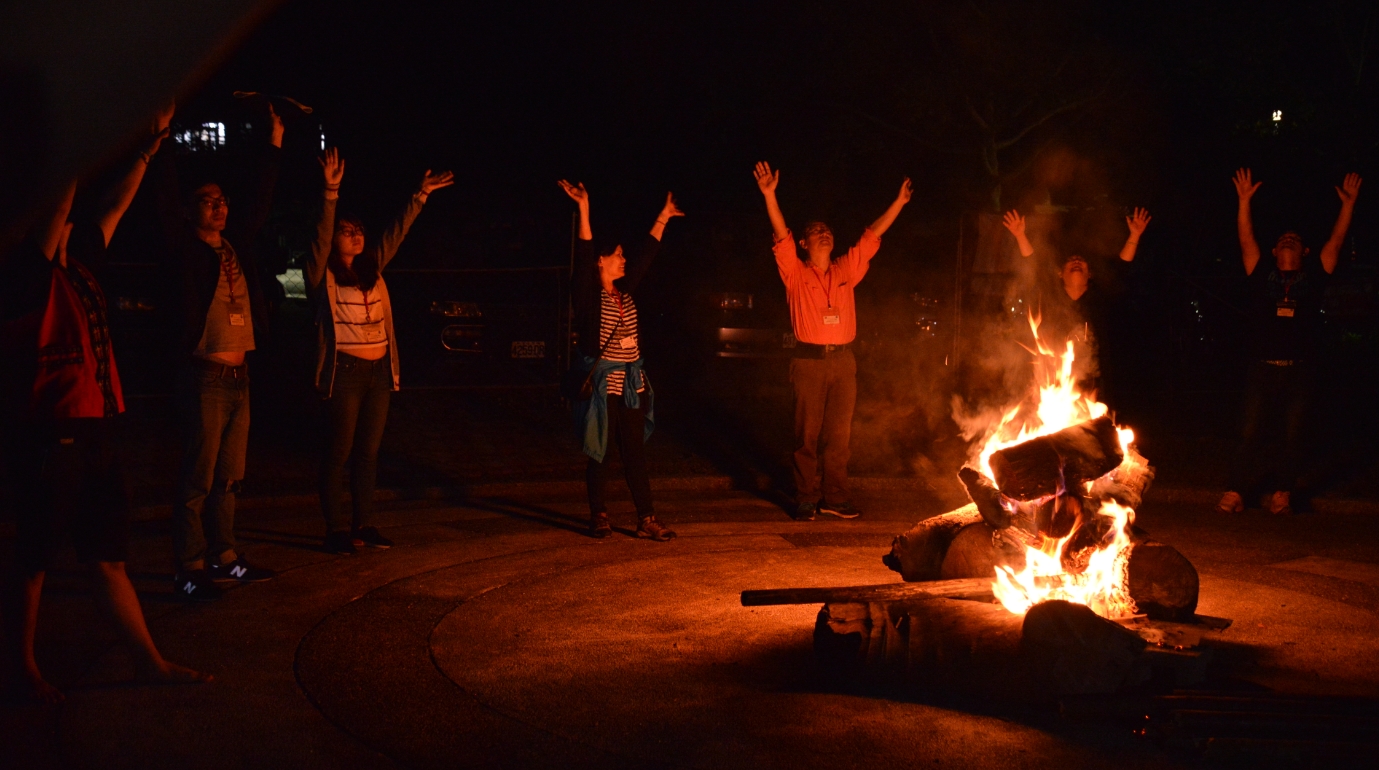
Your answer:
[60,260,119,417]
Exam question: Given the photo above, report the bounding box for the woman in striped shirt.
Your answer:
[560,179,682,540]
[310,148,453,555]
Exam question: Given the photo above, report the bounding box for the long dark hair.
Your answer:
[328,213,380,291]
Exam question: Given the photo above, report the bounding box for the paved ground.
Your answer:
[4,483,1379,769]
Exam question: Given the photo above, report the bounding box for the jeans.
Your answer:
[790,348,857,505]
[1228,360,1314,495]
[173,360,250,571]
[586,395,653,518]
[320,352,392,534]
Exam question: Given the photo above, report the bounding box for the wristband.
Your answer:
[325,184,340,191]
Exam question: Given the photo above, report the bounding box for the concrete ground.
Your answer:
[3,485,1379,769]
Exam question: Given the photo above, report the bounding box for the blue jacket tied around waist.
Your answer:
[571,355,654,463]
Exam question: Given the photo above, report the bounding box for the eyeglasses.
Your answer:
[337,227,365,238]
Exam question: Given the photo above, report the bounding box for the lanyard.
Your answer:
[1279,270,1302,301]
[610,289,627,322]
[809,264,834,308]
[218,248,240,304]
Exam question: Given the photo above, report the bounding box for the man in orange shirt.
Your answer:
[754,162,912,520]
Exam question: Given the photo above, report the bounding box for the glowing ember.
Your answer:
[957,313,1149,618]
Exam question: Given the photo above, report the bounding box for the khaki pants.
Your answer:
[789,349,856,505]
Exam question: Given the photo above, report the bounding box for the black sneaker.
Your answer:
[174,570,222,603]
[635,516,676,541]
[352,526,393,549]
[589,512,613,539]
[323,531,357,555]
[794,501,817,521]
[818,501,861,519]
[208,557,276,583]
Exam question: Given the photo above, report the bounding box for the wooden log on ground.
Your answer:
[1128,541,1199,621]
[939,521,1023,580]
[989,415,1124,501]
[1021,599,1150,695]
[881,504,983,581]
[958,466,1011,529]
[742,577,994,606]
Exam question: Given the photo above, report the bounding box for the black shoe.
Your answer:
[174,570,222,603]
[589,512,613,539]
[352,526,393,549]
[323,531,357,555]
[818,501,861,519]
[208,557,276,583]
[794,501,817,521]
[635,516,676,541]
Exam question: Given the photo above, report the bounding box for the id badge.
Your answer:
[228,301,247,327]
[619,334,638,349]
[822,307,841,325]
[1276,299,1296,318]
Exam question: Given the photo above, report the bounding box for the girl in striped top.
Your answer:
[560,179,683,541]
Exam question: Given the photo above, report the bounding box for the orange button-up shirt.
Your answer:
[773,228,881,345]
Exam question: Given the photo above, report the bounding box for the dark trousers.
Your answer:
[321,352,392,534]
[174,361,250,571]
[1228,360,1314,495]
[586,396,654,518]
[790,348,856,504]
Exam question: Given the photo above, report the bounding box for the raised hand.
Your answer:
[557,179,589,206]
[1336,172,1363,207]
[268,103,284,147]
[144,102,174,158]
[1233,168,1261,202]
[419,169,455,196]
[896,177,913,205]
[1001,210,1026,238]
[319,148,345,188]
[754,161,779,195]
[1126,207,1152,239]
[659,192,685,221]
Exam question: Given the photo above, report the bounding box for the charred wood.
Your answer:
[958,466,1011,529]
[989,415,1124,501]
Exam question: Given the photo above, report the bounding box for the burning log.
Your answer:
[1021,600,1149,695]
[989,415,1124,501]
[1127,541,1199,621]
[881,505,983,581]
[958,466,1010,529]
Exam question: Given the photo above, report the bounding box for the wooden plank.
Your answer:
[740,577,995,606]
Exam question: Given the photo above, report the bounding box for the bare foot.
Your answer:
[134,659,213,686]
[9,668,65,705]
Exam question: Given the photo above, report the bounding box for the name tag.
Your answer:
[822,307,841,325]
[228,301,247,327]
[619,335,638,349]
[1277,299,1296,318]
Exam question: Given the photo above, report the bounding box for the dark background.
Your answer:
[85,0,1379,496]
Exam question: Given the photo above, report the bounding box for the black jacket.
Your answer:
[571,234,660,359]
[153,146,280,357]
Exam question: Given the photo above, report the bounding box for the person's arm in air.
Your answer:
[754,161,802,282]
[308,148,343,291]
[96,104,172,248]
[559,179,597,301]
[1319,173,1362,275]
[624,192,684,291]
[867,177,913,238]
[1118,207,1151,263]
[1002,210,1035,257]
[234,104,285,242]
[375,168,453,270]
[1233,168,1263,276]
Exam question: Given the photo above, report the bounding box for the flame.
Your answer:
[968,313,1145,618]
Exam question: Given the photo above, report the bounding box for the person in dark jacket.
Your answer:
[559,179,682,540]
[152,103,284,601]
[309,148,453,554]
[1,110,211,704]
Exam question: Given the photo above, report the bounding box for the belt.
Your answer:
[793,341,851,358]
[191,358,249,378]
[1262,359,1296,367]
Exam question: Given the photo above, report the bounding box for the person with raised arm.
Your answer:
[1000,207,1150,380]
[310,148,453,554]
[1,109,211,703]
[753,161,912,521]
[559,179,682,540]
[1217,169,1361,515]
[152,102,284,601]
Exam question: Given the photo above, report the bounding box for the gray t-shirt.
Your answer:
[194,240,256,356]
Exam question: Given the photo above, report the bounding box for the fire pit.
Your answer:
[742,315,1223,697]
